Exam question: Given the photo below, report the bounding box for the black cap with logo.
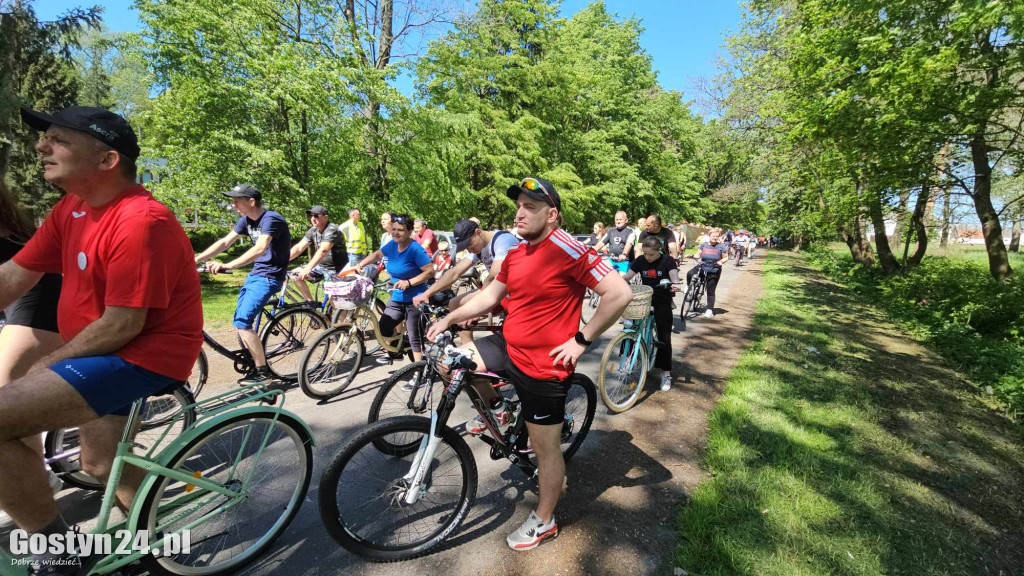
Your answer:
[506,177,560,211]
[222,184,261,202]
[453,219,480,253]
[21,106,141,161]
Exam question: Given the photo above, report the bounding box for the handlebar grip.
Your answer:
[456,356,478,371]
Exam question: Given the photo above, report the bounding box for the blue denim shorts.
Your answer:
[51,355,179,416]
[234,275,284,330]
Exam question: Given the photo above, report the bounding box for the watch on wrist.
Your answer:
[575,331,592,347]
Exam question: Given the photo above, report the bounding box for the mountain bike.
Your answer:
[317,331,596,561]
[1,381,314,576]
[598,281,676,412]
[192,266,329,391]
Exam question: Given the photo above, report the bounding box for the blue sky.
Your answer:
[36,0,741,98]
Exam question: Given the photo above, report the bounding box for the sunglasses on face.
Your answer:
[520,178,556,208]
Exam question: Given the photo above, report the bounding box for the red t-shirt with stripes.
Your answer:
[497,228,612,381]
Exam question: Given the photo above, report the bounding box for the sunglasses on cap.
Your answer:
[520,178,556,208]
[392,215,411,226]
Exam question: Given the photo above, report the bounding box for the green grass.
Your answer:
[200,274,246,330]
[675,252,1024,576]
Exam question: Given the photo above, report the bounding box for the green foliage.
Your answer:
[807,245,1024,414]
[0,0,102,219]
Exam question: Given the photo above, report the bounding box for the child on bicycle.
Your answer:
[623,237,682,391]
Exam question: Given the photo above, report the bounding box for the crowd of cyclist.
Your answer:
[0,105,771,573]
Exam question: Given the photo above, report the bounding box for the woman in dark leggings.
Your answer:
[686,227,729,318]
[355,213,434,361]
[0,181,64,527]
[624,237,683,391]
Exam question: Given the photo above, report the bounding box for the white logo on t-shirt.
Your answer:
[77,252,87,270]
[72,211,86,218]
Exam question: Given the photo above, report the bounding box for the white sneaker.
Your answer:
[506,510,558,551]
[0,470,63,528]
[400,373,424,392]
[660,373,672,391]
[704,309,714,318]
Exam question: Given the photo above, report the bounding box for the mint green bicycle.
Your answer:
[1,383,314,576]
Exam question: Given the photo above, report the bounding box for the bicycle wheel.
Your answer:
[366,362,449,454]
[557,373,597,462]
[188,349,209,398]
[138,412,313,576]
[452,276,481,296]
[298,325,365,400]
[319,416,477,562]
[262,307,329,381]
[46,387,196,491]
[580,290,599,326]
[598,331,648,413]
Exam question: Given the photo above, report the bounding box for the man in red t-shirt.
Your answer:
[427,177,632,551]
[412,218,439,257]
[0,107,203,554]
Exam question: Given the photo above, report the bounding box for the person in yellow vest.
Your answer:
[339,208,369,273]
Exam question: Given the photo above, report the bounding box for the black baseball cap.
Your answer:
[506,177,560,211]
[307,205,328,216]
[453,219,480,253]
[222,184,261,201]
[21,106,141,161]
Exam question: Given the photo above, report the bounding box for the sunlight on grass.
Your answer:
[675,252,1024,576]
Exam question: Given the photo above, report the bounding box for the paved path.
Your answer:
[45,251,769,576]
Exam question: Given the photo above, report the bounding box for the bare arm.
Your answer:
[415,257,474,302]
[356,250,384,270]
[394,262,435,291]
[195,231,240,263]
[622,269,637,283]
[303,241,332,272]
[288,237,311,261]
[0,260,44,311]
[667,240,679,259]
[32,306,148,373]
[223,234,274,270]
[550,272,632,368]
[427,279,508,340]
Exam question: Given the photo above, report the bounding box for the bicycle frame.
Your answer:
[0,386,314,576]
[620,312,658,373]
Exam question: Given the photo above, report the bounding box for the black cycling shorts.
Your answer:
[4,273,61,333]
[473,332,571,425]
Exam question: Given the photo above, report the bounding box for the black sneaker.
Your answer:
[239,367,273,385]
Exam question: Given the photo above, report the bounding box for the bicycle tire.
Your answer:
[262,307,329,381]
[318,415,477,562]
[366,361,447,455]
[554,373,597,462]
[188,348,209,399]
[46,387,196,491]
[598,331,647,413]
[299,325,365,399]
[138,411,313,576]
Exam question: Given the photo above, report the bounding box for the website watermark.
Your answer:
[9,529,191,557]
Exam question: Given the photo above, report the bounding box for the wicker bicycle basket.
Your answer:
[621,284,654,320]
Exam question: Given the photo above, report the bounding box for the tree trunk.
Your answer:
[940,187,952,247]
[891,188,910,255]
[840,211,875,266]
[970,132,1011,280]
[1010,218,1021,253]
[793,233,803,251]
[869,192,901,275]
[968,30,1012,280]
[907,183,930,267]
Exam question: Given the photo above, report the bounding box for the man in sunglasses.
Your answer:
[427,176,632,551]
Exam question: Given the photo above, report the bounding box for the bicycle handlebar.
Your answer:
[196,264,233,274]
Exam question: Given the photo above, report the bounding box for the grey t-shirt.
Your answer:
[601,226,635,258]
[304,222,346,272]
[472,230,521,268]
